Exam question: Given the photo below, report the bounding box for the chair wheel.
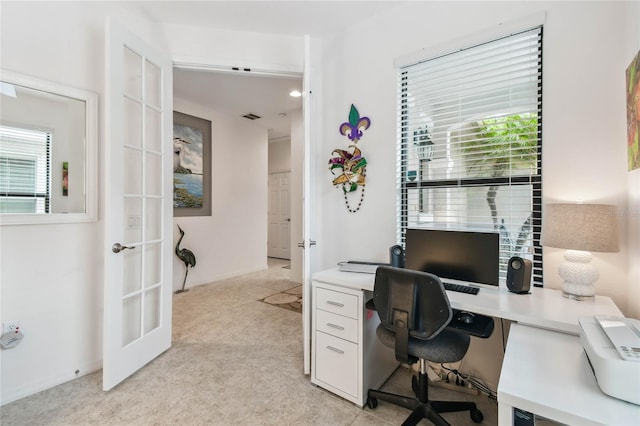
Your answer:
[367,397,378,409]
[470,408,484,423]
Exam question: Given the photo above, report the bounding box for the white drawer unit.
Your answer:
[311,280,398,407]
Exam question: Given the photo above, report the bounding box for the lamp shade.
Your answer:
[542,203,619,253]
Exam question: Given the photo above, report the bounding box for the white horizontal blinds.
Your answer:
[397,27,543,286]
[0,125,51,213]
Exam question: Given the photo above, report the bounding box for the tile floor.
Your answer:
[0,258,497,425]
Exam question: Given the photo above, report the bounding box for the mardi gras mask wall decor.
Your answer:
[328,105,371,213]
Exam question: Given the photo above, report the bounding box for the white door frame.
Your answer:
[173,35,315,375]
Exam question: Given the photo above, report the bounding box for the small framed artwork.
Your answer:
[173,111,212,217]
[626,50,640,171]
[62,161,68,196]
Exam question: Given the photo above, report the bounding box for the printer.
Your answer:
[579,315,640,405]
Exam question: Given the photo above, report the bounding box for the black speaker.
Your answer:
[389,245,405,268]
[506,256,532,294]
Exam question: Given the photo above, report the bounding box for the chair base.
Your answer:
[367,369,484,426]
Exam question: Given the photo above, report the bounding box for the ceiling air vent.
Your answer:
[242,113,261,120]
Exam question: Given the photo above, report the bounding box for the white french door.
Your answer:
[103,17,174,391]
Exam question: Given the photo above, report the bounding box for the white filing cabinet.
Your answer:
[311,280,398,407]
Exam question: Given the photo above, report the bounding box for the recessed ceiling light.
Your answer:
[289,90,302,98]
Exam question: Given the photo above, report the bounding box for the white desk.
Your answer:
[498,324,640,425]
[313,268,623,335]
[310,268,624,412]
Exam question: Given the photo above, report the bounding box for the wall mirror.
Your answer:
[0,70,97,225]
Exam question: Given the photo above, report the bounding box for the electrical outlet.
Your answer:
[3,320,20,334]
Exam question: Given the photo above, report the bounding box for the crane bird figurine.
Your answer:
[175,225,196,294]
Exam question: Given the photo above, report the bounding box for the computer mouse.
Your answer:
[458,311,475,324]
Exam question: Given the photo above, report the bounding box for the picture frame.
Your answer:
[173,111,212,217]
[626,50,640,171]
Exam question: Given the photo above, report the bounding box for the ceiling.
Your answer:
[173,68,302,141]
[137,1,404,37]
[137,1,406,141]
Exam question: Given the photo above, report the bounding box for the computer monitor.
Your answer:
[404,228,499,286]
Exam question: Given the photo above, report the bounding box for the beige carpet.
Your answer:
[0,257,497,425]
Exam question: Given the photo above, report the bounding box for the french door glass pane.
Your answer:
[122,295,142,346]
[145,153,162,196]
[123,47,142,99]
[122,247,142,295]
[144,60,161,109]
[123,197,142,243]
[144,198,162,241]
[143,287,161,334]
[144,242,162,288]
[123,147,142,194]
[145,107,162,152]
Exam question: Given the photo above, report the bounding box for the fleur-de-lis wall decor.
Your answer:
[328,105,371,213]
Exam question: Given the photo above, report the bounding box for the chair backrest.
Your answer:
[373,266,452,341]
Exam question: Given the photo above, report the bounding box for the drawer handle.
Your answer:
[326,345,344,355]
[326,301,344,308]
[326,323,345,331]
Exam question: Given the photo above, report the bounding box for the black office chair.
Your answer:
[367,266,490,426]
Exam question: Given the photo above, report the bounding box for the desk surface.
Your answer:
[313,268,623,335]
[498,324,640,425]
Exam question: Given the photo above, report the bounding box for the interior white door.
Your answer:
[103,17,173,391]
[302,35,317,375]
[268,172,291,259]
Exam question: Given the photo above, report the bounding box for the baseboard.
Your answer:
[0,359,102,406]
[184,264,268,291]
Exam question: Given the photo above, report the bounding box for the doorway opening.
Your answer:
[172,66,303,282]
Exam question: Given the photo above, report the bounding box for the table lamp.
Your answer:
[542,203,619,301]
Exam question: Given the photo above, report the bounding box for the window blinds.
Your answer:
[397,27,543,285]
[0,125,51,213]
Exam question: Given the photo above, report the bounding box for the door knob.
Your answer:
[112,243,135,253]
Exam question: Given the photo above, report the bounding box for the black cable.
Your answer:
[439,363,498,401]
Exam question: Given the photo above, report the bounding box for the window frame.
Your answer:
[397,26,544,286]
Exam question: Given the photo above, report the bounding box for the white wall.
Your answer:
[314,1,633,315]
[163,23,303,74]
[313,1,635,389]
[172,98,268,289]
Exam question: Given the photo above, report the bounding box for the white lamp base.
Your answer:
[558,250,598,301]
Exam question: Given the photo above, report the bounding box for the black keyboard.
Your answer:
[443,282,479,295]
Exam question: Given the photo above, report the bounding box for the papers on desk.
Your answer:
[337,261,389,274]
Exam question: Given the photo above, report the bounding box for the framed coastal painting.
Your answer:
[173,111,212,217]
